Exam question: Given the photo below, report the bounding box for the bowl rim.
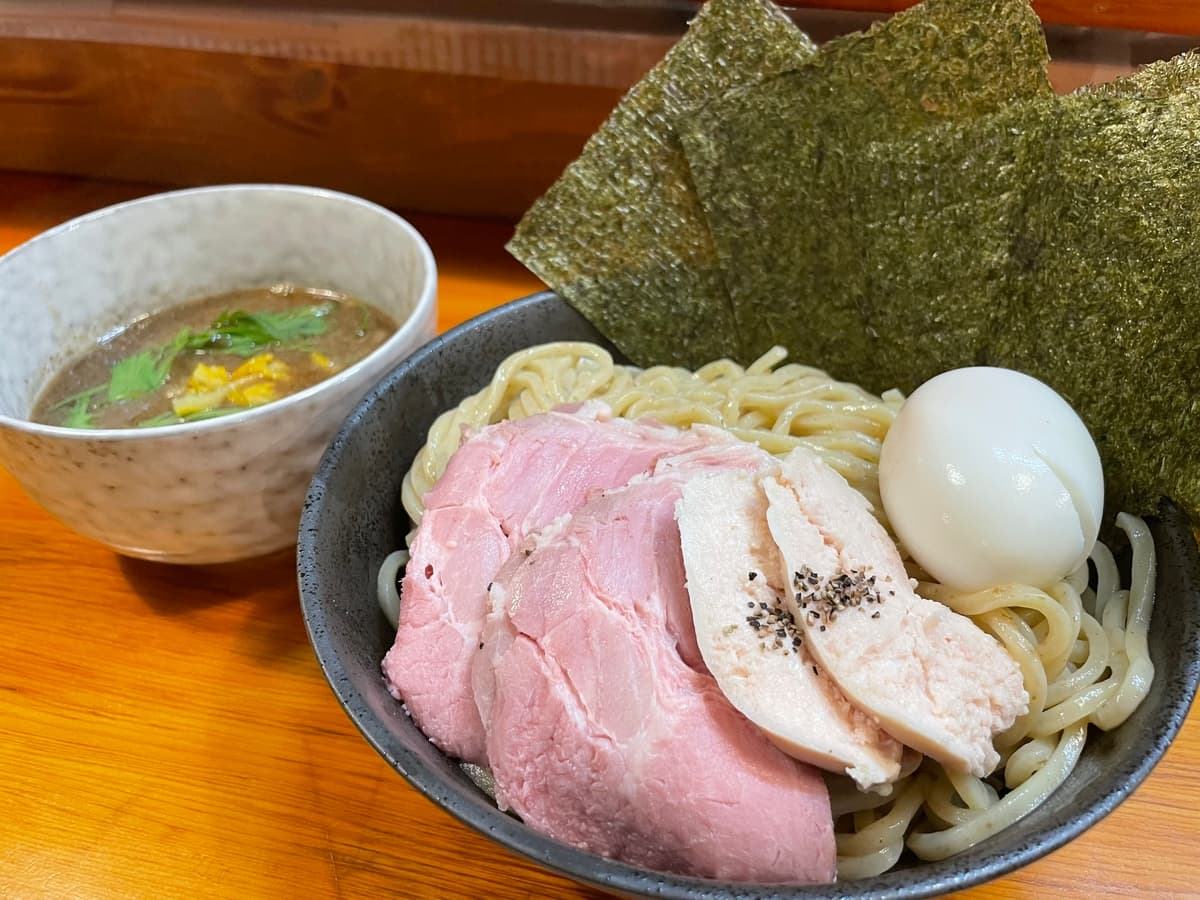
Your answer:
[297,290,1200,899]
[0,182,437,440]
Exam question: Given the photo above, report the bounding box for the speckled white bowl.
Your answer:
[0,184,436,564]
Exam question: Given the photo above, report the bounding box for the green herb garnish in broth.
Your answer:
[136,406,246,429]
[31,286,396,430]
[189,303,336,357]
[106,344,180,403]
[61,394,96,429]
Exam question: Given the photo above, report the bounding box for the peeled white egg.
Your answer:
[879,367,1103,592]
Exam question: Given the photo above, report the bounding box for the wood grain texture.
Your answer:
[1,3,1196,219]
[0,35,646,219]
[0,171,1197,899]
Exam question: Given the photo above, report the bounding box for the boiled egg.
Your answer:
[879,367,1103,591]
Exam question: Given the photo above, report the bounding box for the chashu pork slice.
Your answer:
[383,403,725,764]
[473,443,836,884]
[763,448,1028,777]
[677,469,903,791]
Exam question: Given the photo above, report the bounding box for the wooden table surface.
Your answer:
[1,171,1197,900]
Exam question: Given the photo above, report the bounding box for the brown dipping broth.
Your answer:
[32,285,396,429]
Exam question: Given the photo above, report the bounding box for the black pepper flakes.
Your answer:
[741,581,808,656]
[791,563,891,630]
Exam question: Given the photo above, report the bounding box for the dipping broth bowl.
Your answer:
[298,291,1200,899]
[0,184,436,564]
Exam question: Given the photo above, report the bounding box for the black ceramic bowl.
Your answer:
[297,291,1200,899]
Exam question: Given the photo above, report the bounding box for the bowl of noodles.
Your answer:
[297,291,1200,897]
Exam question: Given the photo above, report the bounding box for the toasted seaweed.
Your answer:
[674,0,1052,367]
[745,59,1200,520]
[1085,50,1200,98]
[998,75,1200,521]
[809,94,1051,396]
[844,137,1035,394]
[508,0,1199,521]
[505,0,816,368]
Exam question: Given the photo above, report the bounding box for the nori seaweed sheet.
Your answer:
[509,0,1198,519]
[731,56,1200,520]
[505,0,816,368]
[822,94,1051,395]
[674,0,1052,368]
[999,72,1200,521]
[1085,50,1200,98]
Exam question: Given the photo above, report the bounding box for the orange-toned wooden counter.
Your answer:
[0,171,1196,900]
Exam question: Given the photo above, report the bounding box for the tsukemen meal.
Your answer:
[372,0,1196,884]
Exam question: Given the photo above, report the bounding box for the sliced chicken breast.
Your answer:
[763,448,1028,777]
[677,469,904,790]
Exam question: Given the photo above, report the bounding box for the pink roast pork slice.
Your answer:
[473,444,836,883]
[764,447,1028,777]
[383,403,726,764]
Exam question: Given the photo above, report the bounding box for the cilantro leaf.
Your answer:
[50,383,105,412]
[105,330,192,403]
[187,303,334,357]
[107,349,167,402]
[62,395,95,429]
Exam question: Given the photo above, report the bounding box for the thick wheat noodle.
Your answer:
[1045,613,1110,706]
[834,779,926,878]
[970,610,1048,751]
[922,582,1077,681]
[400,342,900,532]
[905,722,1090,861]
[1003,735,1057,787]
[376,549,407,630]
[832,517,1156,870]
[1094,514,1156,730]
[924,773,994,825]
[388,341,1158,878]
